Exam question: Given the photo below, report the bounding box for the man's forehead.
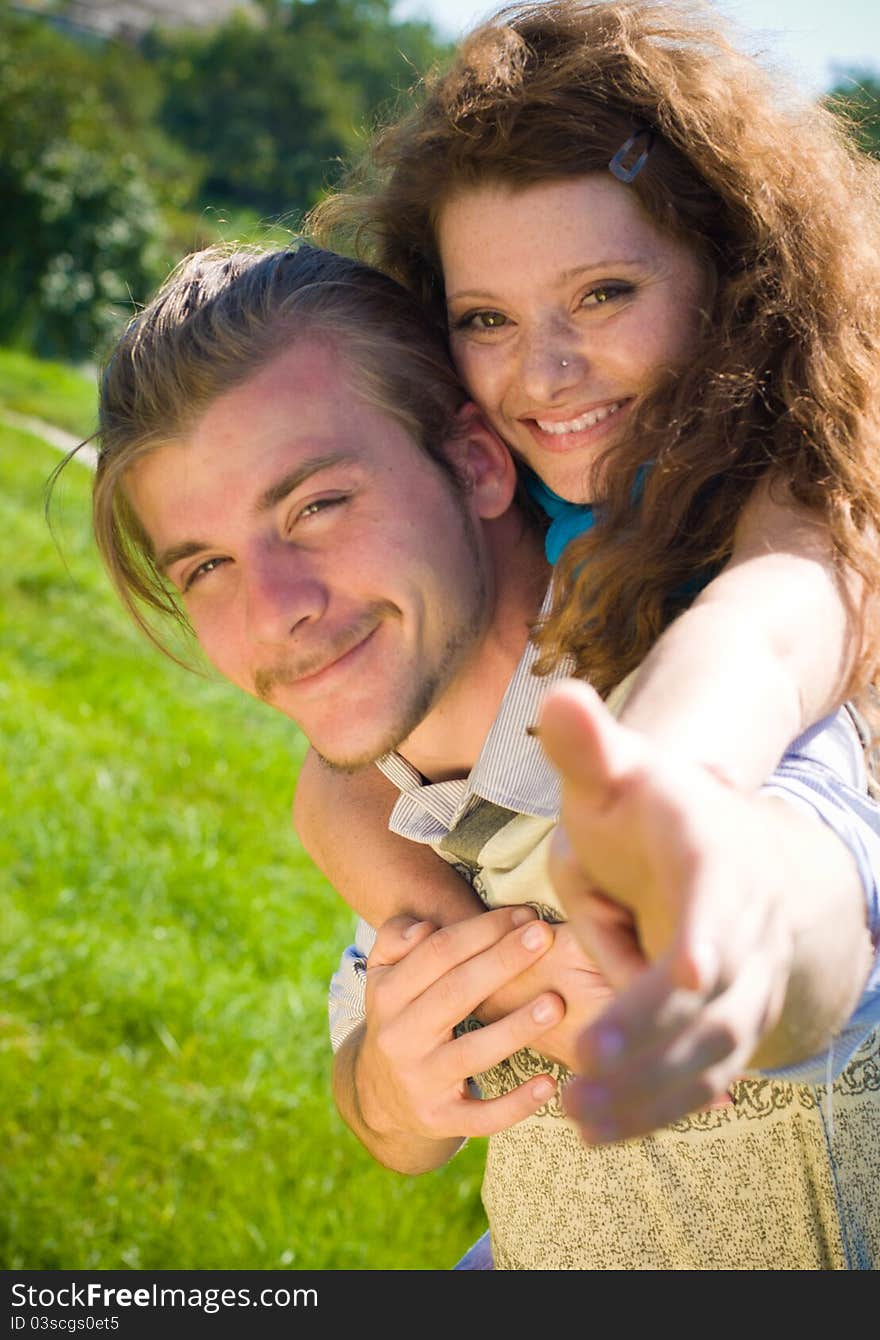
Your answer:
[126,333,428,545]
[199,335,356,425]
[174,338,386,477]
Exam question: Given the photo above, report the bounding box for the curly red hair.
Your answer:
[311,0,880,699]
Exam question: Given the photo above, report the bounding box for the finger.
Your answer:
[568,951,780,1141]
[666,931,721,995]
[408,917,556,1036]
[572,1010,736,1127]
[538,679,645,809]
[564,1069,727,1145]
[548,827,647,988]
[565,1010,736,1142]
[371,906,540,1017]
[441,1072,560,1140]
[574,952,710,1079]
[566,1033,740,1144]
[369,916,437,970]
[445,991,566,1083]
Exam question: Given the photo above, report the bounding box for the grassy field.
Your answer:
[0,348,99,439]
[0,357,488,1270]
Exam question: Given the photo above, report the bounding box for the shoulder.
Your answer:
[292,750,398,855]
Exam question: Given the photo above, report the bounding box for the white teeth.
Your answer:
[536,402,623,434]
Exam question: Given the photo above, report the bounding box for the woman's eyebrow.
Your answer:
[446,258,649,304]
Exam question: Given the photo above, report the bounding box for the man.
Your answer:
[86,243,880,1267]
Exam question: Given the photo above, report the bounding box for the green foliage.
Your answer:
[1,1,447,361]
[149,0,446,215]
[0,8,181,362]
[14,142,164,361]
[825,70,880,158]
[0,405,487,1268]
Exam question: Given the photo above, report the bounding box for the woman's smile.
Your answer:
[439,174,710,502]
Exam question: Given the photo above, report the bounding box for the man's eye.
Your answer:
[296,495,348,522]
[183,556,228,592]
[453,310,509,332]
[581,283,632,307]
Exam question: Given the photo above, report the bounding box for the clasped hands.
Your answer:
[357,680,813,1149]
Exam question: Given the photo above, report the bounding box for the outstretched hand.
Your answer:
[538,679,794,1143]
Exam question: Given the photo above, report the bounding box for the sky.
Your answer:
[392,0,880,94]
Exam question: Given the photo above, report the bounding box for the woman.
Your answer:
[303,0,880,965]
[293,1,880,1266]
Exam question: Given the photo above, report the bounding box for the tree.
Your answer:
[0,7,179,360]
[149,0,447,216]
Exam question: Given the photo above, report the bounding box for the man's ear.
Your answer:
[444,402,517,519]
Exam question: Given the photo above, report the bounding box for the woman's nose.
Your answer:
[517,327,588,405]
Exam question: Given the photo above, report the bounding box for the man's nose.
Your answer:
[244,544,328,644]
[518,324,587,405]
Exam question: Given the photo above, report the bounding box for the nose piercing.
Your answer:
[560,358,569,368]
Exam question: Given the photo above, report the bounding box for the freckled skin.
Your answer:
[439,173,710,502]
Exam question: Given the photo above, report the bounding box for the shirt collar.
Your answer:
[376,588,571,843]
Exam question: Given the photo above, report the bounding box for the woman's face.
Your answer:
[437,173,710,502]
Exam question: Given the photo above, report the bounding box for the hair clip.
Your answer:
[609,128,655,184]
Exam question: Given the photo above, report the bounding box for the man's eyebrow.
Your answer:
[255,453,357,513]
[155,453,358,576]
[156,540,209,577]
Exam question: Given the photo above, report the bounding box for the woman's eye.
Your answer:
[453,310,509,332]
[581,283,632,308]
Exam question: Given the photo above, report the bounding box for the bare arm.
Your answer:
[619,480,867,789]
[293,750,482,926]
[539,680,875,1142]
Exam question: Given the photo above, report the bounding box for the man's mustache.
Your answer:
[253,602,398,701]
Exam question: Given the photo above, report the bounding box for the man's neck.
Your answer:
[395,514,549,783]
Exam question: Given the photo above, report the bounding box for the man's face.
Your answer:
[125,340,493,769]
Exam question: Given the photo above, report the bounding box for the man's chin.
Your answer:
[305,723,407,774]
[311,750,382,776]
[297,652,471,774]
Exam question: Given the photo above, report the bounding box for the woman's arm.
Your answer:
[618,479,869,789]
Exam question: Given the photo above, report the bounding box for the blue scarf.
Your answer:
[524,472,598,564]
[525,466,648,564]
[525,465,715,603]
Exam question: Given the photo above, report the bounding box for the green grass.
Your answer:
[0,347,98,440]
[0,420,487,1269]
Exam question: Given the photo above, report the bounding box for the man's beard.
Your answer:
[313,585,487,774]
[256,503,489,772]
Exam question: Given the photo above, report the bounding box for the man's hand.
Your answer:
[476,921,613,1071]
[335,906,565,1173]
[537,679,843,1144]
